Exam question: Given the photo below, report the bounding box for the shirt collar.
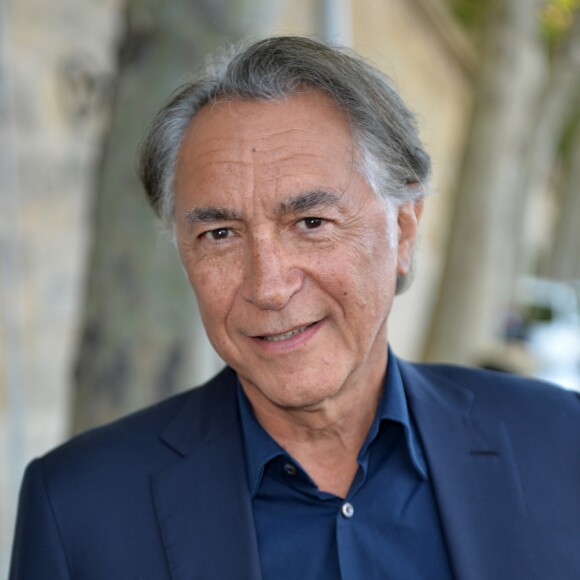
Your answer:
[237,382,285,497]
[374,351,428,480]
[237,350,427,497]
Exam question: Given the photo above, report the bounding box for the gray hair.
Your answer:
[139,36,431,292]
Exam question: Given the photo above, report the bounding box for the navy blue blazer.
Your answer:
[10,357,580,579]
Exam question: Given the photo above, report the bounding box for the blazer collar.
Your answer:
[398,358,539,580]
[152,367,262,580]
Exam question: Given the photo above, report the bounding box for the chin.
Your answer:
[250,368,347,410]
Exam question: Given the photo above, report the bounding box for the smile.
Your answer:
[259,322,317,342]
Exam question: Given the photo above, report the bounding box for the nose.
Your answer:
[240,235,303,310]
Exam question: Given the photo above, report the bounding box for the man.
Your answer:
[10,37,580,580]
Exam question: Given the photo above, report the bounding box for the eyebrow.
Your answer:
[184,189,341,224]
[185,206,242,223]
[277,190,341,215]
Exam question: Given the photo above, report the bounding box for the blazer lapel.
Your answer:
[151,369,262,580]
[399,360,538,580]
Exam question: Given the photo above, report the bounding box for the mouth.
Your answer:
[257,321,319,342]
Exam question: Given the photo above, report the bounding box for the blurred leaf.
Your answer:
[539,0,580,48]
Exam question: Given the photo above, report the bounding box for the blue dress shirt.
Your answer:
[237,353,454,579]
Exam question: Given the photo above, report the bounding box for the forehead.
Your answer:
[174,91,358,202]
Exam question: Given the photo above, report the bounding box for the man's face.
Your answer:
[174,91,421,412]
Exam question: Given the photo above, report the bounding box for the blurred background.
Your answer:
[1,0,579,572]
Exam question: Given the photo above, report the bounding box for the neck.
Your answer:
[241,351,387,498]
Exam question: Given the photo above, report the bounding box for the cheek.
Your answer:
[189,261,240,322]
[343,234,396,292]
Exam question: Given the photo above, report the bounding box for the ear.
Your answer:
[396,198,424,277]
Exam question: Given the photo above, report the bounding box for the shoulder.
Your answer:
[414,361,578,403]
[402,359,580,438]
[36,366,236,487]
[11,367,239,576]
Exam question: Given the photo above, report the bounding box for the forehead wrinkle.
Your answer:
[251,125,353,155]
[193,145,254,165]
[252,125,317,141]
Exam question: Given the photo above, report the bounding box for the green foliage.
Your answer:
[539,0,580,47]
[447,0,578,49]
[448,0,489,33]
[559,108,580,164]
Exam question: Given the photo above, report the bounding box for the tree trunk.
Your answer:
[72,0,266,433]
[549,115,580,280]
[518,13,580,276]
[422,0,547,364]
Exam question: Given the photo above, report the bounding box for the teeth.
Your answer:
[262,325,309,342]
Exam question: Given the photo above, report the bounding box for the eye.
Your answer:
[299,217,324,230]
[201,227,231,241]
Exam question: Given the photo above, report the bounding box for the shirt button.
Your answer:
[283,463,297,476]
[341,502,354,519]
